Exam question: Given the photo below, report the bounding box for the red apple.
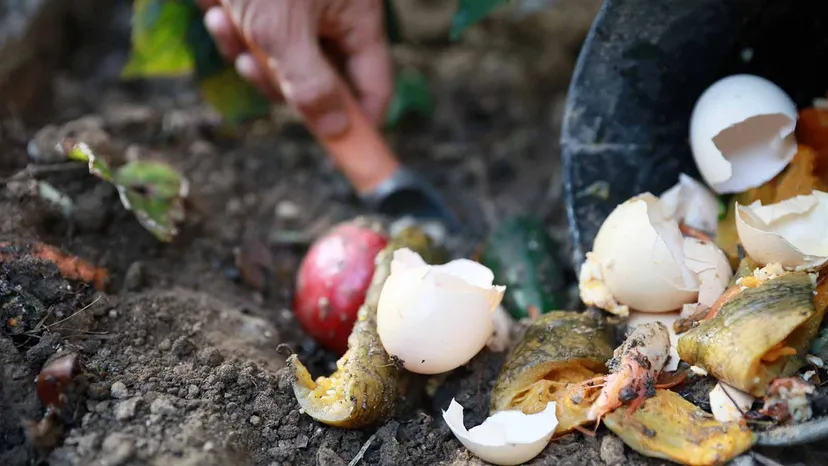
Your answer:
[293,219,388,354]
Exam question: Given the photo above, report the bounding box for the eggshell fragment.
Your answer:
[627,311,681,371]
[690,74,798,194]
[735,190,828,270]
[587,193,699,313]
[487,305,514,353]
[710,382,755,423]
[377,248,506,375]
[682,238,733,309]
[660,173,721,234]
[443,398,557,466]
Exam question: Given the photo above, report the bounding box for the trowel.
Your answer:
[219,1,462,234]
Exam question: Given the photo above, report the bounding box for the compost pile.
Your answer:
[4,1,828,465]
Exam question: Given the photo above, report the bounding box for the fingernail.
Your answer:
[204,7,226,33]
[312,111,349,137]
[235,54,258,80]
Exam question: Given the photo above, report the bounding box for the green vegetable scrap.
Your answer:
[62,140,188,242]
[450,0,510,40]
[122,0,195,77]
[480,216,567,319]
[385,70,435,129]
[123,0,270,124]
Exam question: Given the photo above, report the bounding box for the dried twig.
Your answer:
[348,433,377,466]
[46,295,102,329]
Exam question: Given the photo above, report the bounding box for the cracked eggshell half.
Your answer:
[735,190,828,270]
[590,193,699,313]
[659,173,721,234]
[377,248,506,375]
[690,74,798,194]
[443,398,557,465]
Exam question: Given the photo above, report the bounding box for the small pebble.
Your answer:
[171,337,196,358]
[275,200,301,220]
[110,381,128,399]
[197,347,224,367]
[149,396,177,415]
[115,397,141,421]
[600,434,626,466]
[100,433,134,466]
[123,262,145,292]
[250,415,261,426]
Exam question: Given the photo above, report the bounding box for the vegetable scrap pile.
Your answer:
[286,74,828,466]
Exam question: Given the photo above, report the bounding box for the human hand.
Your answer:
[195,0,393,137]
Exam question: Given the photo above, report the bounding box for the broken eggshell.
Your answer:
[660,173,721,234]
[376,248,506,374]
[690,74,798,194]
[682,237,733,309]
[443,399,557,466]
[583,194,699,313]
[736,190,828,270]
[710,382,756,423]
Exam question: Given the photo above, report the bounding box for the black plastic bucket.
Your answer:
[561,0,828,270]
[560,0,828,449]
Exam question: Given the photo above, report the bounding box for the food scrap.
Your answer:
[678,272,819,396]
[288,225,444,428]
[376,247,506,374]
[0,241,109,291]
[603,390,754,466]
[443,399,558,466]
[480,216,568,320]
[293,218,390,354]
[490,311,614,435]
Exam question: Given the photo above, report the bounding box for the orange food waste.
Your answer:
[0,241,109,291]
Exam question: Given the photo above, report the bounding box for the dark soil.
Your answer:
[0,1,819,465]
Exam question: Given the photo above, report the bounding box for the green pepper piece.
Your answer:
[480,216,567,319]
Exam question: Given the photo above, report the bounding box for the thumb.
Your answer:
[272,42,350,138]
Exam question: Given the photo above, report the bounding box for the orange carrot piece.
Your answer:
[797,107,828,152]
[703,285,741,320]
[0,241,108,291]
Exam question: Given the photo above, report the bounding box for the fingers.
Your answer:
[202,3,283,102]
[334,11,394,127]
[204,7,244,60]
[275,42,349,137]
[346,42,393,127]
[235,53,284,101]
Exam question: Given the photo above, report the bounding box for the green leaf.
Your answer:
[122,0,197,78]
[385,70,434,129]
[62,140,114,181]
[60,138,188,242]
[113,161,189,242]
[450,0,510,40]
[198,66,272,125]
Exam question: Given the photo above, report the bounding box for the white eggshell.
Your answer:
[659,173,721,234]
[377,248,506,375]
[626,311,681,371]
[443,399,557,466]
[709,382,755,423]
[735,190,828,270]
[689,74,798,194]
[682,238,733,308]
[591,193,699,313]
[487,305,514,353]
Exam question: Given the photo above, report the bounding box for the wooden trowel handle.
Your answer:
[218,1,400,195]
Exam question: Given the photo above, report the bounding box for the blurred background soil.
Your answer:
[0,0,680,465]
